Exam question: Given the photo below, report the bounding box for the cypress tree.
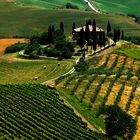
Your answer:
[60,21,64,32]
[77,28,85,50]
[107,20,112,36]
[88,19,92,25]
[52,25,55,33]
[99,30,103,49]
[102,31,106,47]
[113,29,117,43]
[121,30,124,40]
[117,28,121,41]
[92,19,97,53]
[72,22,76,34]
[85,21,90,42]
[93,19,96,30]
[47,26,52,44]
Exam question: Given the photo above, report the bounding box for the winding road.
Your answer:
[84,0,100,13]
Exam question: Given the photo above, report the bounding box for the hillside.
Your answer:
[55,42,140,139]
[0,84,108,139]
[93,0,140,16]
[0,1,140,38]
[15,0,90,10]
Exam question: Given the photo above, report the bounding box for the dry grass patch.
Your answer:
[0,38,27,54]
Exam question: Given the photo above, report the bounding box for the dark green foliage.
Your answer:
[85,21,90,42]
[65,3,79,9]
[72,22,76,34]
[121,30,124,40]
[24,42,40,55]
[74,57,89,72]
[124,36,140,45]
[29,32,48,45]
[53,29,66,44]
[5,43,27,53]
[0,84,108,140]
[92,19,97,52]
[47,26,53,44]
[60,21,64,33]
[102,105,137,140]
[107,21,112,37]
[98,30,103,48]
[117,28,121,41]
[77,28,86,49]
[113,29,117,43]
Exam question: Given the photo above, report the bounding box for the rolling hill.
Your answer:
[93,0,140,16]
[15,0,90,10]
[0,1,140,38]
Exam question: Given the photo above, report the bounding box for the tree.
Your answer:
[121,30,124,40]
[85,21,90,42]
[74,57,88,72]
[52,25,55,33]
[113,29,117,43]
[92,19,97,52]
[88,19,92,25]
[72,22,76,34]
[117,28,121,41]
[77,28,86,50]
[99,30,103,49]
[102,105,137,140]
[60,21,64,32]
[107,20,112,37]
[102,31,106,47]
[47,26,52,44]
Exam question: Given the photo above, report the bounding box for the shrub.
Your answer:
[24,42,40,55]
[65,3,79,9]
[74,57,89,72]
[5,43,27,53]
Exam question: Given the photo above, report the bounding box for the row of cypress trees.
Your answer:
[72,19,124,52]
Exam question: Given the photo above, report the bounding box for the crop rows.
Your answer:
[0,84,108,140]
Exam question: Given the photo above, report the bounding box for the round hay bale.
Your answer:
[43,66,47,69]
[34,77,38,80]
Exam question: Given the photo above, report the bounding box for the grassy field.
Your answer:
[15,0,140,17]
[55,43,140,140]
[93,0,140,16]
[0,1,140,37]
[15,0,90,10]
[0,53,74,84]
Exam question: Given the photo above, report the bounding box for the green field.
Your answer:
[0,84,108,139]
[15,0,140,17]
[115,43,140,60]
[0,53,73,84]
[0,1,140,37]
[15,0,90,10]
[93,0,140,16]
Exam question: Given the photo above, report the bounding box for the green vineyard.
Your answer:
[0,84,107,139]
[56,53,140,139]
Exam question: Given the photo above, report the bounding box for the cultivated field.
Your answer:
[0,84,108,139]
[56,43,140,139]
